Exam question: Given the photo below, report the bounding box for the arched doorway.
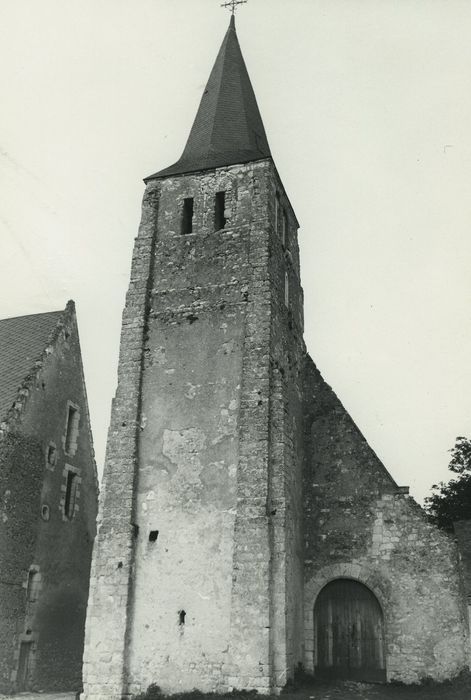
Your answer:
[314,578,386,683]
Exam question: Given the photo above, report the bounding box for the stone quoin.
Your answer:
[81,15,470,699]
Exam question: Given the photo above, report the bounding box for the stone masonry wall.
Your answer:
[0,433,43,692]
[0,306,97,694]
[302,356,470,683]
[266,172,305,689]
[454,520,471,603]
[128,311,244,693]
[223,161,305,693]
[83,157,306,697]
[454,520,471,665]
[82,184,160,700]
[126,159,303,695]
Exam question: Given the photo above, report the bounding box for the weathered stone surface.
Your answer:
[0,304,97,694]
[82,159,305,697]
[454,520,471,602]
[83,150,471,697]
[303,358,470,683]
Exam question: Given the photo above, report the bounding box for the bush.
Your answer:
[282,662,314,692]
[134,684,163,700]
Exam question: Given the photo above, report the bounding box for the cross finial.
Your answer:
[221,0,247,15]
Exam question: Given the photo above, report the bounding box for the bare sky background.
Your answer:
[1,0,471,502]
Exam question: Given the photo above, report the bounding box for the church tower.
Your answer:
[82,15,305,698]
[83,10,471,697]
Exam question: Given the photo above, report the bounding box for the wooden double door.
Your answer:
[314,578,386,683]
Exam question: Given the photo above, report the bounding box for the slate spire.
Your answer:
[146,15,271,180]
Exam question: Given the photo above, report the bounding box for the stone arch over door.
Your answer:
[304,563,389,681]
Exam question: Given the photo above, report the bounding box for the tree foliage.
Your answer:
[425,436,471,531]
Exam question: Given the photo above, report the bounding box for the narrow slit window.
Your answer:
[179,609,186,625]
[282,210,288,248]
[46,443,57,467]
[65,405,79,454]
[17,641,33,690]
[41,504,50,521]
[26,570,41,604]
[284,271,289,308]
[214,191,226,230]
[181,197,194,234]
[64,471,78,520]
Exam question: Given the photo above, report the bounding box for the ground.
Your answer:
[2,678,471,700]
[283,676,471,699]
[0,695,75,700]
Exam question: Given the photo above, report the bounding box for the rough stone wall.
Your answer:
[83,158,306,697]
[454,520,471,664]
[302,357,470,683]
[454,520,471,602]
[0,306,97,694]
[128,312,245,694]
[266,175,305,689]
[0,433,43,691]
[220,162,304,693]
[81,184,160,700]
[127,160,306,695]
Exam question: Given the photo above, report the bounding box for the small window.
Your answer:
[284,272,289,308]
[64,405,79,454]
[282,210,288,248]
[17,641,34,690]
[214,191,226,230]
[149,530,159,543]
[46,443,57,468]
[41,504,50,521]
[64,471,78,520]
[274,193,280,233]
[26,569,41,604]
[181,197,194,234]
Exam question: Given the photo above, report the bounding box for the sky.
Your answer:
[1,0,471,502]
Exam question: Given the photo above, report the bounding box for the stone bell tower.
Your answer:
[82,15,305,698]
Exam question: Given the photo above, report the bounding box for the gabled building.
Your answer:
[0,301,98,694]
[82,16,469,698]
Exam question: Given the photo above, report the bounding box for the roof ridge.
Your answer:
[0,308,64,323]
[70,307,100,503]
[206,20,234,168]
[196,20,230,172]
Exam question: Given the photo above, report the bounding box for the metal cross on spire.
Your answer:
[221,0,247,15]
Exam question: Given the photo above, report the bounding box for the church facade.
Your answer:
[82,17,470,698]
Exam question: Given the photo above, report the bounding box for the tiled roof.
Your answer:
[145,15,271,181]
[0,309,64,422]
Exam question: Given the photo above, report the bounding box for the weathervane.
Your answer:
[221,0,247,14]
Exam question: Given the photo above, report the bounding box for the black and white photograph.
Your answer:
[1,1,471,699]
